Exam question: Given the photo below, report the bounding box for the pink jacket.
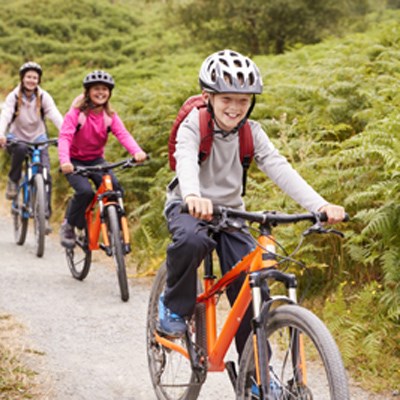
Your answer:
[58,107,142,165]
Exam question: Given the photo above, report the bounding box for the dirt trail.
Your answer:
[0,210,237,400]
[0,206,390,399]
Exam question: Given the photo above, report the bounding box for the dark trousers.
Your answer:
[7,139,52,216]
[164,203,255,357]
[65,158,121,230]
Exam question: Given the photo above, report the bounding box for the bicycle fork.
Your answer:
[97,192,131,255]
[249,238,305,399]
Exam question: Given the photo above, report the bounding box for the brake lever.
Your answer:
[207,210,246,234]
[303,223,345,238]
[325,228,345,238]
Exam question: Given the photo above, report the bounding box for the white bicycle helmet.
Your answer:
[83,70,115,90]
[199,49,263,94]
[19,61,43,80]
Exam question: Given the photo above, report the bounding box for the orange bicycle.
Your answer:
[146,206,350,400]
[65,158,141,302]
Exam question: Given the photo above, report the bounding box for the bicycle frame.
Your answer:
[85,173,130,254]
[155,231,288,372]
[13,144,49,218]
[149,208,349,400]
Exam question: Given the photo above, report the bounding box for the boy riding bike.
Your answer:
[0,61,63,232]
[58,70,147,248]
[160,49,346,368]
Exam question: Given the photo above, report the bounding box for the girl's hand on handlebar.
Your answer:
[0,136,6,148]
[318,204,346,224]
[185,195,213,221]
[60,163,74,175]
[133,151,147,163]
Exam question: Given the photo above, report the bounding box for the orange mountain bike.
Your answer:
[146,206,350,400]
[65,158,142,302]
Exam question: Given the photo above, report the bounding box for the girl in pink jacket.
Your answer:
[58,70,146,248]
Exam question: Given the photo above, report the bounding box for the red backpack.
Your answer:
[168,94,254,195]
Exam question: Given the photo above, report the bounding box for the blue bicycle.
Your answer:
[8,138,58,257]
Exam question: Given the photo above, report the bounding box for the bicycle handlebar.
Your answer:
[6,138,58,148]
[72,156,149,175]
[181,204,349,226]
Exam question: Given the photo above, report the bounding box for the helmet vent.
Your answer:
[248,72,255,86]
[237,72,244,86]
[223,72,232,85]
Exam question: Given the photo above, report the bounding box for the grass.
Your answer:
[0,314,45,400]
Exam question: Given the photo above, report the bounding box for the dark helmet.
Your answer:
[199,49,263,94]
[19,61,43,81]
[83,70,115,90]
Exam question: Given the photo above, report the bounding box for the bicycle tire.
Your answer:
[237,304,350,400]
[66,228,92,280]
[13,184,28,246]
[107,205,129,302]
[32,174,46,257]
[146,261,205,400]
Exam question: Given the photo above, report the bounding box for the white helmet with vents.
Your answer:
[199,49,263,94]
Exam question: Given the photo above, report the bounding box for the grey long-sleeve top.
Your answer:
[166,108,328,212]
[0,85,63,140]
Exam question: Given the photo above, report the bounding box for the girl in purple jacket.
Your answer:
[58,70,146,248]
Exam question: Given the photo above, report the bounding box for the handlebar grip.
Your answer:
[319,212,350,222]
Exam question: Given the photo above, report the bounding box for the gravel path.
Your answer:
[0,210,391,400]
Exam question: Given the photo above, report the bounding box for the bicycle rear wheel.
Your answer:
[32,174,46,257]
[237,304,350,400]
[66,228,92,280]
[146,261,206,400]
[13,184,28,245]
[106,205,129,302]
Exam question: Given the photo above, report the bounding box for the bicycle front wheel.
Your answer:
[106,205,129,302]
[13,184,28,246]
[32,174,46,257]
[237,304,350,400]
[66,228,92,280]
[146,261,205,400]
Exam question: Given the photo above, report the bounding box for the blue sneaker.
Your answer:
[158,294,186,338]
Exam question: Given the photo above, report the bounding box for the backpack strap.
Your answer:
[75,111,112,133]
[76,112,87,132]
[198,107,213,163]
[11,94,18,123]
[238,122,254,196]
[103,113,112,133]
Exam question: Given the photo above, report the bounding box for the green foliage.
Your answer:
[324,282,400,391]
[172,0,379,54]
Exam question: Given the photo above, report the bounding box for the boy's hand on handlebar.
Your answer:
[185,195,213,221]
[133,151,147,163]
[318,204,346,224]
[60,163,74,175]
[0,137,6,148]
